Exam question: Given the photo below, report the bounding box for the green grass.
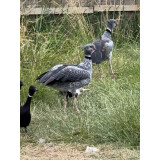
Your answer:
[20,12,140,147]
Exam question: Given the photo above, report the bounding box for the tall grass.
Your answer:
[20,12,140,147]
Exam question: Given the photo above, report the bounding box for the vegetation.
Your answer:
[20,12,140,147]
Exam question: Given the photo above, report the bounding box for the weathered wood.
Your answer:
[135,0,140,5]
[123,0,135,5]
[67,7,93,14]
[20,0,140,15]
[94,0,102,5]
[20,0,140,7]
[94,5,139,11]
[21,6,93,15]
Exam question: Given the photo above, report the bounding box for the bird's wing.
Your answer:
[36,64,90,85]
[91,39,107,64]
[91,39,113,64]
[103,40,113,53]
[36,64,67,83]
[44,66,90,85]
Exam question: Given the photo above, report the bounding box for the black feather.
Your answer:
[20,86,37,133]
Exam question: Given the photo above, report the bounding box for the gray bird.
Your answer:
[91,19,117,78]
[36,43,96,112]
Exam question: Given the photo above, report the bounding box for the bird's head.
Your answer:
[82,43,96,58]
[29,85,38,96]
[107,19,118,30]
[20,81,24,89]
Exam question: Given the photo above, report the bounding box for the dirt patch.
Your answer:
[21,143,139,160]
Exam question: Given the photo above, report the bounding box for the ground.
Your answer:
[21,143,139,160]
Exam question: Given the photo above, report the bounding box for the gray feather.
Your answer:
[90,19,116,64]
[36,44,95,94]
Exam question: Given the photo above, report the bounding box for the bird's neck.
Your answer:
[101,28,112,40]
[79,57,92,71]
[106,27,112,34]
[24,95,32,108]
[83,57,92,70]
[85,56,92,60]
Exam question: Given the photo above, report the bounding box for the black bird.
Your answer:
[20,81,24,89]
[20,85,37,133]
[20,81,24,105]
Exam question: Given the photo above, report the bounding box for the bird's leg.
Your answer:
[63,92,67,112]
[98,64,101,73]
[109,59,115,79]
[73,96,80,113]
[25,127,28,133]
[97,64,102,77]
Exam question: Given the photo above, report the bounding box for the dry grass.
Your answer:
[20,13,140,159]
[21,143,139,160]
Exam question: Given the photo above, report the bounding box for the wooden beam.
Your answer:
[20,5,140,15]
[94,5,140,11]
[21,7,93,15]
[67,7,93,14]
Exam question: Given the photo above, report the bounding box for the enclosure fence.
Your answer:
[20,0,140,15]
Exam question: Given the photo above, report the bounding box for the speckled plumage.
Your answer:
[36,44,95,96]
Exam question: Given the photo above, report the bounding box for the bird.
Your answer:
[91,19,117,78]
[20,81,24,105]
[36,43,96,112]
[20,81,24,89]
[59,88,90,99]
[20,85,37,133]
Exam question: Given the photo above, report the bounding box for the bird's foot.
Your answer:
[76,108,81,113]
[75,105,80,113]
[111,73,116,79]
